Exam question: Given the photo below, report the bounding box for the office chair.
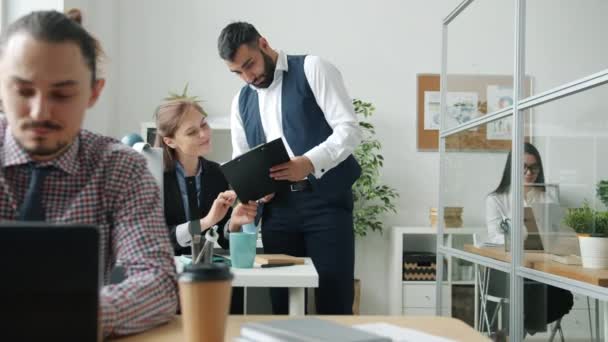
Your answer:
[133,142,164,199]
[473,233,569,340]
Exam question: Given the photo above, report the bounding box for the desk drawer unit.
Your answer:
[402,284,450,309]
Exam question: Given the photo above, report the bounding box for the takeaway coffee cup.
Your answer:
[178,263,233,342]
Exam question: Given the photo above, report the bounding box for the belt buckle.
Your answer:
[290,183,298,192]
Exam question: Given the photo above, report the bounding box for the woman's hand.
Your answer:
[260,193,275,204]
[200,190,237,229]
[228,201,259,232]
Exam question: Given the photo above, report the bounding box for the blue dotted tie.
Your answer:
[18,165,51,221]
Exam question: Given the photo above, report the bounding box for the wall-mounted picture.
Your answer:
[486,85,514,140]
[417,74,531,151]
[424,91,479,130]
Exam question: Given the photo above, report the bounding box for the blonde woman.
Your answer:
[154,97,257,256]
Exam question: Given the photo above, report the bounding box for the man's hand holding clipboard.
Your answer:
[220,138,294,203]
[269,156,314,182]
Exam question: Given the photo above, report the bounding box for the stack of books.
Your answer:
[235,318,390,342]
[430,207,463,228]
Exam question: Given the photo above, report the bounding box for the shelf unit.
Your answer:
[388,226,482,317]
[437,1,608,341]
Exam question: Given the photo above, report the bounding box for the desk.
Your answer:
[113,315,489,341]
[464,245,608,286]
[175,257,318,316]
[465,245,608,339]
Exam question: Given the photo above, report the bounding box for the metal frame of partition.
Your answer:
[436,0,608,341]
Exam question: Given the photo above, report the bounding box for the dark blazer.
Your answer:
[163,158,231,255]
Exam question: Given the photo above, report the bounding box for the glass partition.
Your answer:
[445,0,514,130]
[525,0,608,97]
[441,116,514,264]
[517,82,608,340]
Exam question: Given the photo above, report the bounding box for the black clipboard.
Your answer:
[220,138,291,202]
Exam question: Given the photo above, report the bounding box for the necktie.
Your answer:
[185,176,199,221]
[18,165,51,221]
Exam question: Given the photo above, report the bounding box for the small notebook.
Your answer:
[255,254,305,265]
[241,318,390,342]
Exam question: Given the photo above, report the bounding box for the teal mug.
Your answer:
[241,222,258,234]
[229,232,257,268]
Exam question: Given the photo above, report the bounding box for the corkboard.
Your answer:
[416,74,531,152]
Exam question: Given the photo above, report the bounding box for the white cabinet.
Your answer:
[403,283,450,311]
[388,226,481,316]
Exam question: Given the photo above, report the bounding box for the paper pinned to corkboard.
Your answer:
[416,74,531,152]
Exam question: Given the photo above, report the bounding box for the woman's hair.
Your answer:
[0,9,103,84]
[153,100,207,172]
[493,142,546,194]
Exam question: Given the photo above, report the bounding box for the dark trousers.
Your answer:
[261,189,355,315]
[488,270,573,333]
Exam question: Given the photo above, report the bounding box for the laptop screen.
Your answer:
[0,223,100,340]
[524,207,544,251]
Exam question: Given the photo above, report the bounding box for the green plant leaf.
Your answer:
[351,98,399,238]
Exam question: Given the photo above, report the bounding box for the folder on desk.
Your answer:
[255,254,305,265]
[240,318,390,342]
[220,138,291,202]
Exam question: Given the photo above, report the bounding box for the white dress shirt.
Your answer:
[485,188,558,244]
[230,50,362,179]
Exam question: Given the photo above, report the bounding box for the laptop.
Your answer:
[529,202,580,256]
[523,207,544,251]
[0,223,101,341]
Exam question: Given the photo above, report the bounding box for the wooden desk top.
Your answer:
[113,315,488,341]
[464,244,608,287]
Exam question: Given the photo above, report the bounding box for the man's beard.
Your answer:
[19,138,70,158]
[253,50,276,89]
[17,120,71,158]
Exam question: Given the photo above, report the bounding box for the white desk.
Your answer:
[174,257,318,316]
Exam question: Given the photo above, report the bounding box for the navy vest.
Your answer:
[238,55,361,198]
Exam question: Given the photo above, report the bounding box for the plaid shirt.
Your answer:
[0,119,177,337]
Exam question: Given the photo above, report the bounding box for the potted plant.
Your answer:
[352,99,399,237]
[564,181,608,268]
[350,99,399,314]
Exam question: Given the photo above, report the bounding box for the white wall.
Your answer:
[63,0,119,136]
[106,0,460,314]
[6,0,606,315]
[3,0,63,25]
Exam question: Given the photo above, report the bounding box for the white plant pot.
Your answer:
[578,236,608,269]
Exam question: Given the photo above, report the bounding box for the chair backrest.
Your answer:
[133,142,164,203]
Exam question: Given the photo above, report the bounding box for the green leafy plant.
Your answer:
[163,83,202,103]
[352,99,399,237]
[563,201,608,237]
[597,180,608,208]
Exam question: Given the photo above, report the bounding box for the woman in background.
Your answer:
[486,142,558,244]
[485,142,573,335]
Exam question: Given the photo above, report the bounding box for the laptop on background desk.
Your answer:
[0,223,101,341]
[525,205,581,259]
[524,207,545,251]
